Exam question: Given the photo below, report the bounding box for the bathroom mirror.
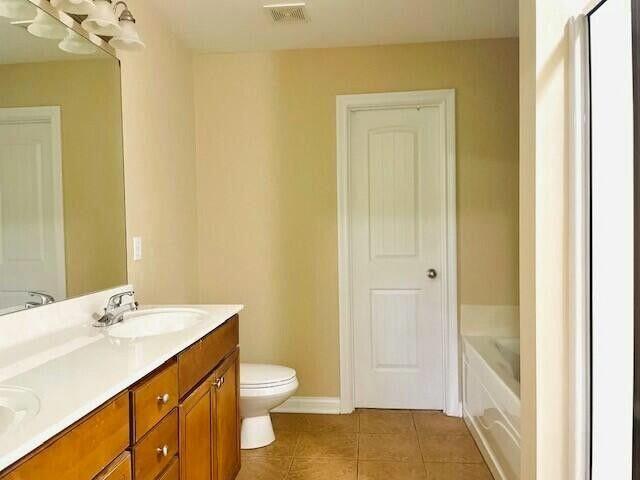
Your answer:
[0,0,126,314]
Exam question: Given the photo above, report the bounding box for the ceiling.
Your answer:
[153,0,519,53]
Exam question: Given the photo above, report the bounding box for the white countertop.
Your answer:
[0,304,243,472]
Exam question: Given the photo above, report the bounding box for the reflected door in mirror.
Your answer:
[0,107,65,311]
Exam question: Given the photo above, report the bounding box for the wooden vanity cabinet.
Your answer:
[0,315,241,480]
[132,314,240,480]
[179,348,241,480]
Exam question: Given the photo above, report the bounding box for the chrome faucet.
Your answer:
[25,291,55,308]
[94,290,138,327]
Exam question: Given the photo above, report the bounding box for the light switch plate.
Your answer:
[133,236,142,261]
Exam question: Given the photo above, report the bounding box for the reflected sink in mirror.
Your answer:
[105,308,208,339]
[0,387,40,436]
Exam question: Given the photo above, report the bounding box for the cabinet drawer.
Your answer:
[157,457,179,480]
[178,315,238,398]
[1,392,129,480]
[132,409,178,480]
[94,452,131,480]
[131,361,178,442]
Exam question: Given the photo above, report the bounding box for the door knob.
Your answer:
[427,269,438,279]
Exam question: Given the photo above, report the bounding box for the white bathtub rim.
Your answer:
[464,336,521,402]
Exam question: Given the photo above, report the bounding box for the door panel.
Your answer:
[369,129,419,258]
[350,107,445,409]
[370,289,420,370]
[179,379,213,480]
[213,349,240,480]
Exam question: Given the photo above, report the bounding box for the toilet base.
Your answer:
[241,414,276,449]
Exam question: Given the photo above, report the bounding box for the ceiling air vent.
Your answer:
[264,2,308,23]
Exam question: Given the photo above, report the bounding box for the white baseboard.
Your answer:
[271,396,341,414]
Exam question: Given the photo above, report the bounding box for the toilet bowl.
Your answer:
[239,363,298,449]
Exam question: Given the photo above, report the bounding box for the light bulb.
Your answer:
[27,10,68,40]
[59,30,98,55]
[81,0,120,36]
[50,0,96,15]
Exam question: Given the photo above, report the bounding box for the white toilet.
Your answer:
[239,363,298,449]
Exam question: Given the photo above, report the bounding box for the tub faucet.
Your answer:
[94,290,138,327]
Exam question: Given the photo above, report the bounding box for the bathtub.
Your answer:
[463,336,521,480]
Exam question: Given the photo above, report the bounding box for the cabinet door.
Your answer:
[212,349,241,480]
[179,376,213,480]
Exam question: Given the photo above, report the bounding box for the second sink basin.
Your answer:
[107,308,208,339]
[0,386,40,436]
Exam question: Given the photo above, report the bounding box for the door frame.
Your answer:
[336,90,460,416]
[0,106,66,298]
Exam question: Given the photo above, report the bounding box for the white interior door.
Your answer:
[350,105,445,409]
[0,107,65,309]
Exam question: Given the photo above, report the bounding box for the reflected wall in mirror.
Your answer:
[0,0,126,314]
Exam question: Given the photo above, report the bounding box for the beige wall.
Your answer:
[118,0,199,304]
[0,59,126,297]
[193,39,520,396]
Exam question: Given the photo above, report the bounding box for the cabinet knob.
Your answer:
[214,377,225,389]
[157,393,170,404]
[156,445,169,457]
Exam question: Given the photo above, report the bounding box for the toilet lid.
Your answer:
[240,363,297,388]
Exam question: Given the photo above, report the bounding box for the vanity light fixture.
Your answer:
[59,29,98,54]
[50,0,96,15]
[0,0,36,19]
[27,9,68,39]
[81,0,120,36]
[108,1,144,51]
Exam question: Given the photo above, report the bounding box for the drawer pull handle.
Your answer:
[157,393,170,404]
[214,377,225,389]
[156,445,169,457]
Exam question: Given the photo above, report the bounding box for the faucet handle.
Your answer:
[106,290,135,310]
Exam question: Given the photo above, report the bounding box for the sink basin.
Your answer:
[0,386,40,436]
[106,308,208,339]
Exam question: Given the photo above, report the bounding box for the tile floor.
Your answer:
[238,409,494,480]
